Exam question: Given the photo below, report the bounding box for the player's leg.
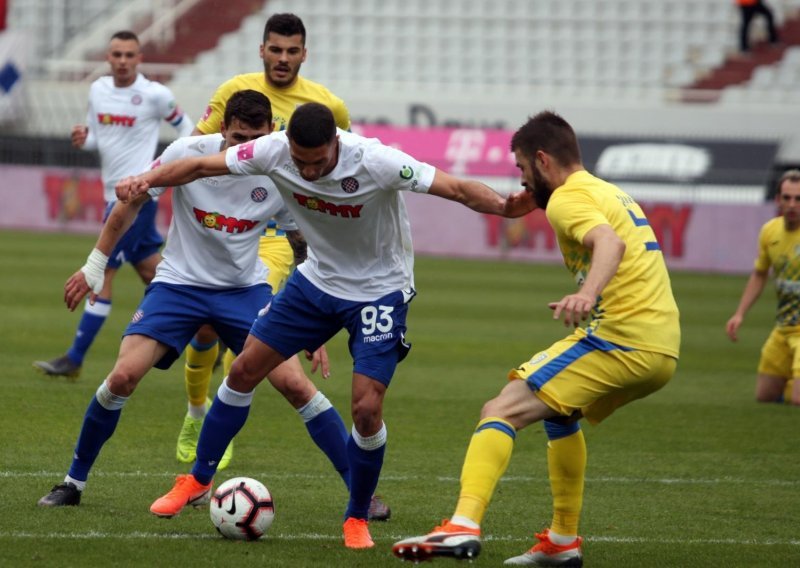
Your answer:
[38,334,168,506]
[177,325,221,463]
[33,266,116,378]
[267,355,351,485]
[757,328,791,403]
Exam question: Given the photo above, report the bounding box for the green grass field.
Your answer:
[1,229,798,567]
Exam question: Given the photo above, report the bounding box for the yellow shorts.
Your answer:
[258,234,293,293]
[757,326,800,378]
[509,332,676,424]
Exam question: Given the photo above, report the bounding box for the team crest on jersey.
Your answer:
[341,177,359,193]
[131,309,144,323]
[251,187,269,202]
[131,94,142,105]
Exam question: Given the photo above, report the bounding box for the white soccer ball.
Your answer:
[209,477,275,540]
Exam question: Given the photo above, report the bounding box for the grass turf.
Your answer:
[1,229,798,567]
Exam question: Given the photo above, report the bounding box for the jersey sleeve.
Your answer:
[146,138,188,198]
[155,84,192,137]
[225,134,279,176]
[195,79,237,134]
[330,95,352,131]
[364,143,436,193]
[754,222,772,273]
[547,189,609,244]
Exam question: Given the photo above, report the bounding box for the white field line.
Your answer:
[1,531,799,546]
[3,470,800,487]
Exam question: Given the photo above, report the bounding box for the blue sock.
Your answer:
[344,424,386,519]
[67,388,125,482]
[305,407,350,489]
[67,298,111,365]
[192,393,250,485]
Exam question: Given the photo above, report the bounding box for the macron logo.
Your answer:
[236,141,256,161]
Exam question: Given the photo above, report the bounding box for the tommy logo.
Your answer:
[292,193,363,218]
[341,177,359,193]
[193,207,259,233]
[237,140,256,161]
[98,113,136,127]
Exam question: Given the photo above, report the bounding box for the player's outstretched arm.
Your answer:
[427,169,535,217]
[726,270,769,341]
[116,152,231,202]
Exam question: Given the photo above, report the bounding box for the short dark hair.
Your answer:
[778,169,800,193]
[263,13,306,44]
[223,90,273,129]
[287,103,336,148]
[510,110,581,167]
[110,30,139,43]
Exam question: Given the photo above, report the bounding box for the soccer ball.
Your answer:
[209,477,275,540]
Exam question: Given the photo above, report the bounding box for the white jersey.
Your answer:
[149,134,297,289]
[226,129,436,301]
[84,73,193,202]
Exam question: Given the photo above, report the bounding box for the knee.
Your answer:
[105,368,140,397]
[351,397,382,435]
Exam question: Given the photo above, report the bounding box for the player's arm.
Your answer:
[116,152,230,202]
[549,224,626,327]
[64,193,151,311]
[427,168,535,218]
[726,269,769,342]
[285,229,308,266]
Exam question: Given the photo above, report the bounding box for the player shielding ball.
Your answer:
[115,102,535,549]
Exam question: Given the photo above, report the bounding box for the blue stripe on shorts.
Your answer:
[525,333,632,390]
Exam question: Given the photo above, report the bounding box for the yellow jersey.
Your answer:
[755,216,800,326]
[195,72,351,134]
[546,170,680,357]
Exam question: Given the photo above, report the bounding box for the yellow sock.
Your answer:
[454,417,516,525]
[184,342,218,407]
[547,429,586,536]
[222,348,235,379]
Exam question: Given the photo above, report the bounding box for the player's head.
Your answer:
[776,169,800,230]
[107,31,141,88]
[260,13,307,88]
[286,103,338,182]
[511,111,582,209]
[220,90,274,149]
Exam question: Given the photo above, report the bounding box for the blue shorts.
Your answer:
[250,271,413,385]
[124,282,271,369]
[105,199,164,269]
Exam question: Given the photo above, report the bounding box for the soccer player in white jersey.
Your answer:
[33,30,193,379]
[115,102,536,549]
[37,89,328,508]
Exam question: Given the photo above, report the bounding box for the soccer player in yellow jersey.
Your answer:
[393,111,681,565]
[175,13,391,520]
[726,169,800,406]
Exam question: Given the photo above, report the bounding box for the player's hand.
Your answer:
[64,270,93,311]
[503,190,537,218]
[549,292,596,327]
[305,346,330,379]
[116,176,150,203]
[725,314,743,342]
[70,125,88,148]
